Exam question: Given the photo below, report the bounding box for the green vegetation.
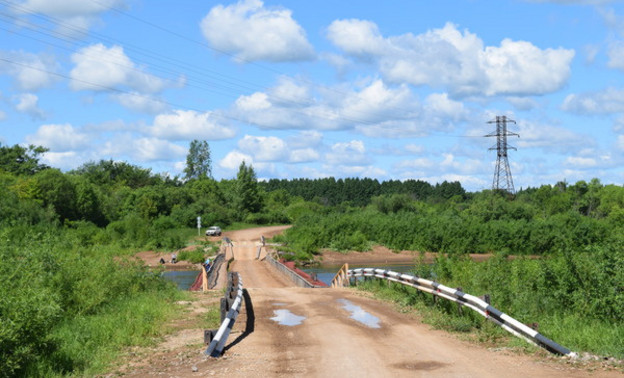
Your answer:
[358,248,623,358]
[1,140,622,372]
[270,178,623,359]
[0,141,286,376]
[278,180,622,258]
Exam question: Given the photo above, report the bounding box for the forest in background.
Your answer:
[1,141,623,375]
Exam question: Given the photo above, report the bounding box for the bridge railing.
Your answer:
[330,263,349,288]
[205,272,244,357]
[346,267,576,358]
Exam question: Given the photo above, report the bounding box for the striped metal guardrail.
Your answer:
[205,272,244,357]
[343,267,576,358]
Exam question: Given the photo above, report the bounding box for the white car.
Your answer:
[205,226,222,236]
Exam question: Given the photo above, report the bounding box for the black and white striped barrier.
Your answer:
[205,272,244,357]
[349,268,576,358]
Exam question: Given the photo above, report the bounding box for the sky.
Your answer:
[1,0,623,191]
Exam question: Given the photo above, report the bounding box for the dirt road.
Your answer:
[116,226,620,377]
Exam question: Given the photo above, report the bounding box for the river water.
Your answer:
[162,270,199,290]
[162,264,419,289]
[303,263,417,286]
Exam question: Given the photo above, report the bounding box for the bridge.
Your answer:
[119,226,614,377]
[180,226,599,378]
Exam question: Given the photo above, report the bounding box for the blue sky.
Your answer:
[1,0,623,191]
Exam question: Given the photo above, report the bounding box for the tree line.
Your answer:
[1,140,623,373]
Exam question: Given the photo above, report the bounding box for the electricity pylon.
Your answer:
[485,116,519,194]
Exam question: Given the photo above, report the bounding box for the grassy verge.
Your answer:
[355,253,623,360]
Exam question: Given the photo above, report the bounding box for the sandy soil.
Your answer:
[113,226,621,377]
[319,245,497,265]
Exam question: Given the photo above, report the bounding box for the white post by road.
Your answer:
[197,216,201,236]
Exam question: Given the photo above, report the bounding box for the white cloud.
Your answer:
[132,137,186,162]
[237,135,288,161]
[0,51,58,91]
[325,140,369,165]
[98,134,186,162]
[26,123,89,151]
[14,0,125,34]
[327,21,574,97]
[149,109,236,141]
[506,96,539,110]
[13,93,45,119]
[0,110,6,121]
[219,150,254,170]
[233,78,459,137]
[70,44,165,93]
[19,0,124,17]
[40,151,81,170]
[200,0,314,62]
[112,92,168,114]
[607,41,624,70]
[289,148,319,163]
[231,134,320,165]
[564,156,597,167]
[515,119,591,153]
[396,157,435,169]
[404,144,425,154]
[562,87,624,114]
[287,130,322,149]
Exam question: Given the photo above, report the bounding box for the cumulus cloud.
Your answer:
[327,21,574,97]
[200,0,314,62]
[562,87,624,114]
[26,123,89,151]
[149,109,236,141]
[13,93,45,119]
[514,119,591,153]
[237,135,288,161]
[219,150,254,170]
[100,134,186,162]
[70,44,165,93]
[230,133,321,165]
[14,0,125,33]
[112,92,168,114]
[289,148,319,163]
[233,77,464,138]
[40,151,80,170]
[132,137,186,162]
[0,51,58,91]
[325,140,370,166]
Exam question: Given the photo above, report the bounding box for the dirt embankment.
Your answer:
[318,245,496,265]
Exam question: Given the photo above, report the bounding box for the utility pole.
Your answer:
[485,116,519,194]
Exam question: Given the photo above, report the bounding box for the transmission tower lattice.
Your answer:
[485,116,519,194]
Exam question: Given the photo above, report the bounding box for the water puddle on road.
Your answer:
[270,309,306,326]
[337,299,380,328]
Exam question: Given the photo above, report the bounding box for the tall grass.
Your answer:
[357,246,623,358]
[0,228,184,377]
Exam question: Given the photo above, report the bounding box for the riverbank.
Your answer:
[318,245,496,265]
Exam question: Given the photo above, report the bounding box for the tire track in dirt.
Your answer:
[112,226,621,377]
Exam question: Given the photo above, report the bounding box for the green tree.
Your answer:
[234,161,263,217]
[0,144,49,176]
[71,160,157,189]
[184,140,212,180]
[34,169,77,221]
